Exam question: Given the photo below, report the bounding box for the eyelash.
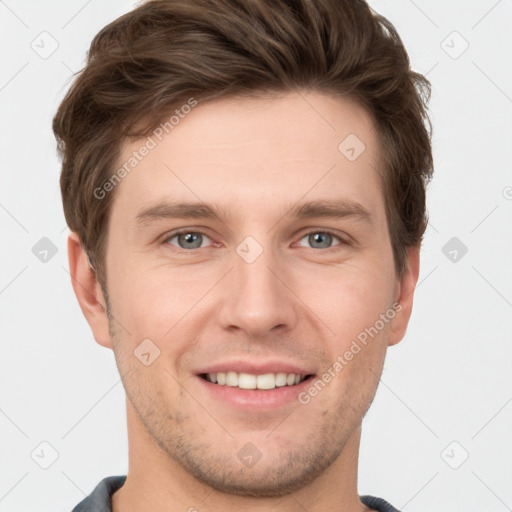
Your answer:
[162,229,349,251]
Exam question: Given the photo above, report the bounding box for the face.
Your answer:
[75,91,418,497]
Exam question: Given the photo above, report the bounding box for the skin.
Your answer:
[69,91,420,512]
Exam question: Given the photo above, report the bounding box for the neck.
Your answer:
[112,399,370,512]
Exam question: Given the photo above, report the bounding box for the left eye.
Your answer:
[296,231,343,249]
[165,231,213,250]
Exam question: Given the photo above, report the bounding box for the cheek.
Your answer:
[299,261,395,339]
[107,258,212,335]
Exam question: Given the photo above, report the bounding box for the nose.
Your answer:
[216,242,298,337]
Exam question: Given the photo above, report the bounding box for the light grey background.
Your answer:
[0,1,511,511]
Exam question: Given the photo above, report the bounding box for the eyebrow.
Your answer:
[135,198,373,226]
[288,199,372,225]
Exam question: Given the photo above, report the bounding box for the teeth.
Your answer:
[226,371,238,386]
[204,371,306,389]
[275,373,287,387]
[239,373,257,389]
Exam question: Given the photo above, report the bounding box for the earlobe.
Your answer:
[67,232,113,349]
[388,246,420,347]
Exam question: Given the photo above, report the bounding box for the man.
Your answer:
[53,0,433,511]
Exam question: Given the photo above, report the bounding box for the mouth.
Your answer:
[199,371,315,390]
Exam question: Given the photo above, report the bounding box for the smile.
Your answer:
[200,371,312,390]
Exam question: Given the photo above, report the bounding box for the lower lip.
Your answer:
[195,375,314,411]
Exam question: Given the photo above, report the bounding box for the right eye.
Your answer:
[164,231,214,250]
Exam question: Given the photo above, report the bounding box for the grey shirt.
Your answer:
[71,475,402,512]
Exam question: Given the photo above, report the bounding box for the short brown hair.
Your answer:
[53,0,433,287]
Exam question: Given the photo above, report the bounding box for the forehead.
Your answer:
[110,91,384,225]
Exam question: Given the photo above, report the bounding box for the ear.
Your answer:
[388,245,420,347]
[67,232,113,349]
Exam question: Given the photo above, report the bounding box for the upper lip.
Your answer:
[195,360,315,376]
